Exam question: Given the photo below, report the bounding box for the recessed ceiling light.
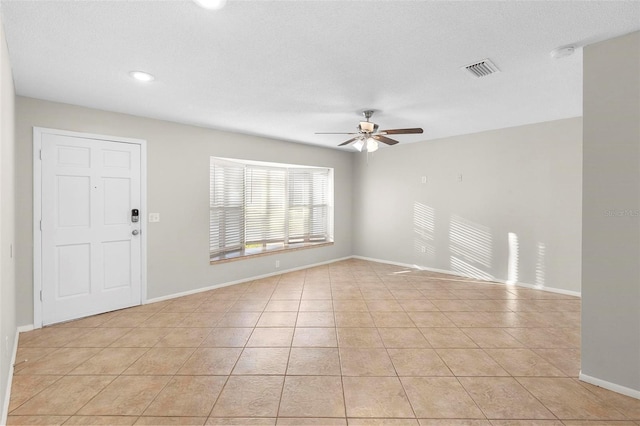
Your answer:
[550,45,576,59]
[129,71,155,82]
[193,0,227,10]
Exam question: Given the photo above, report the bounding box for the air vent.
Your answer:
[463,59,500,78]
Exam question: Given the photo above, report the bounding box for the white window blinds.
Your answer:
[210,157,333,260]
[288,168,329,243]
[245,166,286,245]
[210,159,245,257]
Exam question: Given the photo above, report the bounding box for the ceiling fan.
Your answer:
[316,110,423,152]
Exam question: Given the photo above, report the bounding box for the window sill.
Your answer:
[210,241,334,265]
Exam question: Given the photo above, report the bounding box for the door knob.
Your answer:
[132,229,139,236]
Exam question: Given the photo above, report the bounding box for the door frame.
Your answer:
[33,127,148,329]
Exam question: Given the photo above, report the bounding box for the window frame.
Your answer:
[209,157,334,263]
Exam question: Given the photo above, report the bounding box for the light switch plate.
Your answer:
[149,213,160,223]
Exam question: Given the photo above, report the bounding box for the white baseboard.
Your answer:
[1,328,20,425]
[146,256,353,304]
[579,371,640,400]
[17,325,33,333]
[145,281,239,304]
[352,255,473,280]
[351,255,581,297]
[493,277,581,297]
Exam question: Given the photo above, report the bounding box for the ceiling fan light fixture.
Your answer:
[353,139,365,152]
[366,137,379,153]
[193,0,227,10]
[359,121,375,133]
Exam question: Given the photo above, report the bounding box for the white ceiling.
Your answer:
[1,1,639,149]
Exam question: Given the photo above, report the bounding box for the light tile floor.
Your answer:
[7,259,640,425]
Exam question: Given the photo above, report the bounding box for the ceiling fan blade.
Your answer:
[315,132,358,135]
[338,137,359,146]
[379,128,424,135]
[373,135,400,145]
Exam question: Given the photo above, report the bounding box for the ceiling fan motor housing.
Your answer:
[358,121,378,133]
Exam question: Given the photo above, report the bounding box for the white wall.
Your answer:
[15,97,353,326]
[0,16,17,424]
[353,118,583,294]
[581,31,640,395]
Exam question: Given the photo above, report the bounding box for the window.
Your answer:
[210,157,333,261]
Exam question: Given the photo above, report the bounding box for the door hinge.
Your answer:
[39,290,42,301]
[39,220,42,231]
[39,149,42,160]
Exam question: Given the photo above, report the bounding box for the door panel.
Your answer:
[57,175,91,227]
[41,133,142,325]
[57,145,90,167]
[104,178,130,225]
[103,240,131,289]
[56,243,91,297]
[103,149,131,169]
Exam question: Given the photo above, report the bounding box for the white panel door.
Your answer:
[41,133,142,325]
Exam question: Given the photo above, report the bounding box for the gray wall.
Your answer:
[15,97,353,326]
[582,31,640,393]
[0,17,17,422]
[352,118,583,294]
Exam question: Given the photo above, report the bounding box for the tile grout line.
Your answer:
[206,280,257,422]
[382,269,421,421]
[273,271,297,420]
[330,272,349,422]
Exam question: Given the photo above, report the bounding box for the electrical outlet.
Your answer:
[457,173,463,182]
[421,176,427,184]
[275,260,280,268]
[149,213,160,223]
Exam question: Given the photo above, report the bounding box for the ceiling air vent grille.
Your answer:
[463,59,500,78]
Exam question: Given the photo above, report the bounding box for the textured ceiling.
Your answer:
[1,1,639,149]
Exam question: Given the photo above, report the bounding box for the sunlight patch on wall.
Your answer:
[536,242,546,287]
[448,215,493,280]
[450,256,494,281]
[413,202,436,259]
[449,214,493,268]
[507,232,519,284]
